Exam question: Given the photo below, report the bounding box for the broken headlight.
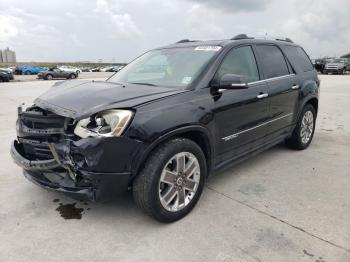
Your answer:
[74,109,133,138]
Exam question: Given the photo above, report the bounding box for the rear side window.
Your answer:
[283,46,314,72]
[256,45,289,79]
[216,46,259,83]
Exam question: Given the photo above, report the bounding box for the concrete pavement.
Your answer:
[0,75,349,262]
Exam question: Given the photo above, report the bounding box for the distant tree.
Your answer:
[341,53,350,58]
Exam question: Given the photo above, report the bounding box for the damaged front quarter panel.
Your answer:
[11,104,146,201]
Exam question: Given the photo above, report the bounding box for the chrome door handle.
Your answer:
[257,93,268,99]
[291,85,300,90]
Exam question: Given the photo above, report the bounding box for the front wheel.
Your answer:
[286,104,316,150]
[69,73,76,79]
[133,138,207,223]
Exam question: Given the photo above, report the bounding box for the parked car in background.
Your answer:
[58,66,81,75]
[0,70,13,82]
[22,66,47,75]
[314,58,329,73]
[13,65,23,75]
[104,66,119,72]
[343,58,350,72]
[0,68,14,80]
[91,67,101,72]
[323,58,348,74]
[37,68,78,80]
[0,67,14,74]
[100,67,112,72]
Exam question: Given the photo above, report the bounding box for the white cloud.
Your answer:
[188,0,273,12]
[280,0,350,57]
[94,0,141,38]
[186,4,225,39]
[0,15,21,43]
[0,0,349,61]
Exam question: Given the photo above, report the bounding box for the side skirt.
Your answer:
[211,135,287,176]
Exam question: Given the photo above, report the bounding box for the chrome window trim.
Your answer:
[221,113,293,141]
[219,74,295,91]
[248,74,295,85]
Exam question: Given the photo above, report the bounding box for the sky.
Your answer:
[0,0,349,62]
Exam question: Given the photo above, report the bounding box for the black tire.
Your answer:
[45,74,53,80]
[133,138,207,223]
[286,104,316,150]
[69,73,76,79]
[25,71,31,75]
[0,77,3,82]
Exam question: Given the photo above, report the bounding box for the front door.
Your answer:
[212,45,270,165]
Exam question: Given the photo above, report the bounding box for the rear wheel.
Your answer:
[69,73,76,79]
[286,104,316,150]
[45,74,53,80]
[133,138,206,223]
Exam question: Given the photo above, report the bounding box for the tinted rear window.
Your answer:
[284,46,314,72]
[256,45,289,79]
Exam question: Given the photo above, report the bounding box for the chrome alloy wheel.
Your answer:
[159,152,200,212]
[300,110,314,144]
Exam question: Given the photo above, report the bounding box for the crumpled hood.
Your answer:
[34,80,185,119]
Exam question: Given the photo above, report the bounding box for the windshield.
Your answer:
[108,46,221,88]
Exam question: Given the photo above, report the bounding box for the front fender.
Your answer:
[130,125,214,178]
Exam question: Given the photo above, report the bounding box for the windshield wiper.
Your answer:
[130,82,158,86]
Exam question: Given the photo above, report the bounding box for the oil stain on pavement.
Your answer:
[56,203,84,219]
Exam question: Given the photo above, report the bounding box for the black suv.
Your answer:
[11,35,319,222]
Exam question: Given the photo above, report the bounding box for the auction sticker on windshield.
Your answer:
[194,46,222,51]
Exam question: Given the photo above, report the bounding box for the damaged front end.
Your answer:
[11,105,143,201]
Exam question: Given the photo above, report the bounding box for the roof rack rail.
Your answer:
[231,34,253,40]
[176,39,191,43]
[275,37,294,43]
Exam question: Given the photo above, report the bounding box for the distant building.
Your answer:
[0,48,16,63]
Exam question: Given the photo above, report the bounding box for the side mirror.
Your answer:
[218,74,248,90]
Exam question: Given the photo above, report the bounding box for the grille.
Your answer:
[21,140,53,160]
[21,108,66,129]
[326,65,339,69]
[18,107,74,161]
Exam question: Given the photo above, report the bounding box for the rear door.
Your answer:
[254,44,299,141]
[213,45,270,164]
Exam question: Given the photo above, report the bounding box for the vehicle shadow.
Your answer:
[207,142,287,185]
[48,142,289,224]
